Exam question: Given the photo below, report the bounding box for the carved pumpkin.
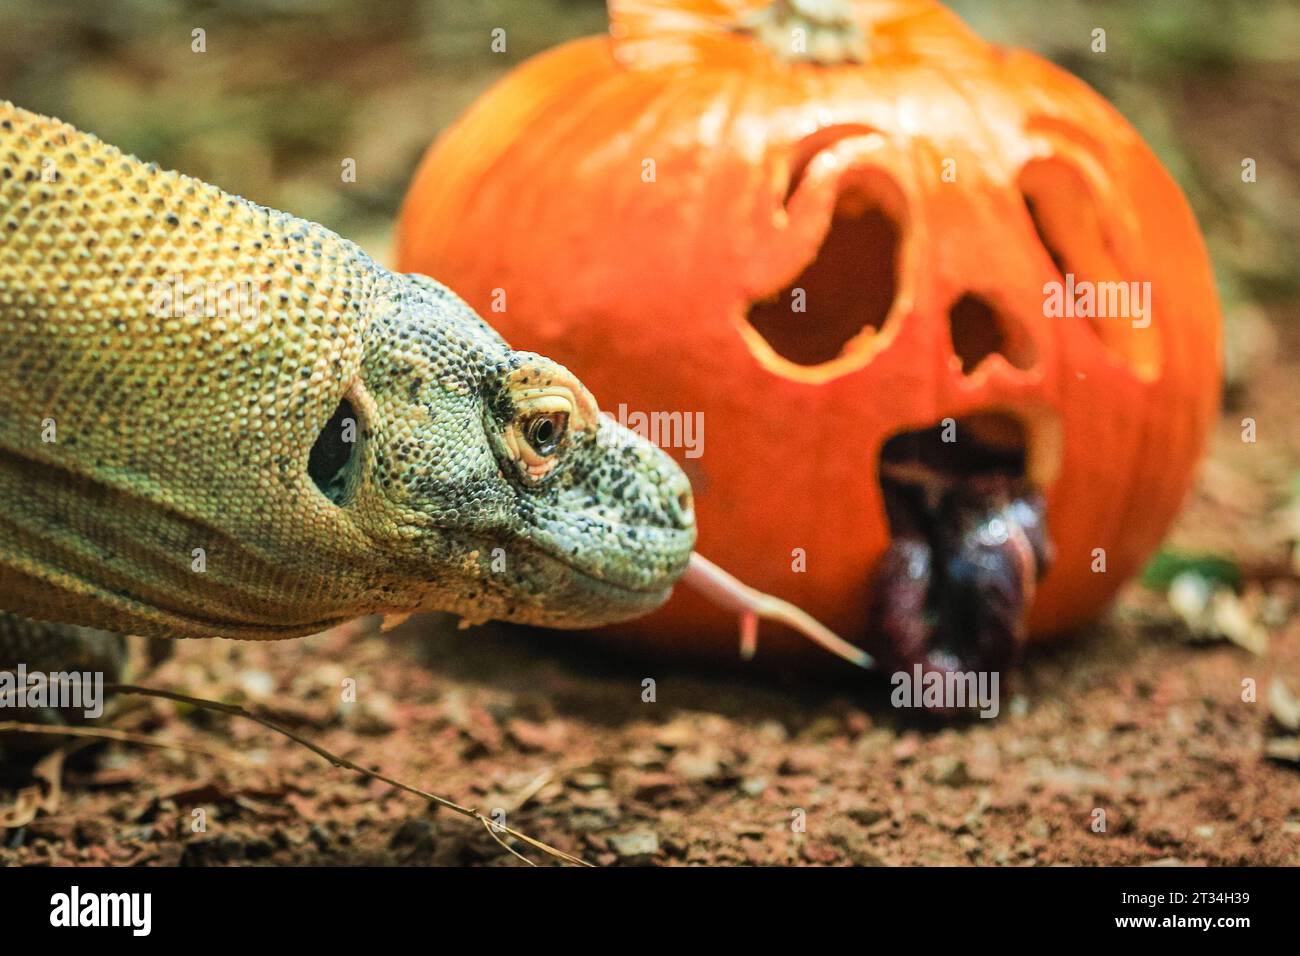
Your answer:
[396,0,1221,670]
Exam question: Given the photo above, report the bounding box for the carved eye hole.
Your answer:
[522,412,568,458]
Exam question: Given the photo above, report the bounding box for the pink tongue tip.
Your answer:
[680,553,875,669]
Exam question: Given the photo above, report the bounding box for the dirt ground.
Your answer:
[2,318,1298,869]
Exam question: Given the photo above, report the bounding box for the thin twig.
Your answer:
[105,683,590,867]
[481,816,535,866]
[0,721,245,763]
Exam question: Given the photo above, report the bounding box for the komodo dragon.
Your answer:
[0,101,698,702]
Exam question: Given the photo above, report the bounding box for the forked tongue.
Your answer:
[681,553,874,668]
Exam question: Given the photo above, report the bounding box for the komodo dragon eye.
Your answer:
[522,413,567,457]
[494,360,599,485]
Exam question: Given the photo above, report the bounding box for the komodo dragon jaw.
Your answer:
[0,101,696,640]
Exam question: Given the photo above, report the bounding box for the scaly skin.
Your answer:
[0,101,695,685]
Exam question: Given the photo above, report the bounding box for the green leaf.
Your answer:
[1141,551,1241,591]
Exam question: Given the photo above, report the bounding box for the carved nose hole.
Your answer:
[947,293,1038,375]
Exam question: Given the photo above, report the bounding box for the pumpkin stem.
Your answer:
[737,0,868,66]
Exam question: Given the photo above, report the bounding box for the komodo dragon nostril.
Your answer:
[661,471,694,528]
[676,487,694,525]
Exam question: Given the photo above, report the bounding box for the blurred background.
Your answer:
[1,0,1297,866]
[2,0,1295,335]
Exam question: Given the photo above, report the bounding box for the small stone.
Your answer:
[848,807,886,827]
[851,847,888,866]
[389,819,437,854]
[928,756,972,787]
[654,719,697,751]
[339,693,396,735]
[843,711,872,736]
[625,747,666,769]
[237,669,276,699]
[609,830,659,862]
[800,840,839,864]
[1145,827,1181,848]
[864,815,893,836]
[742,841,770,865]
[442,696,503,754]
[660,837,688,859]
[568,772,607,791]
[633,773,680,801]
[891,734,920,764]
[505,718,564,753]
[802,716,842,740]
[307,824,332,851]
[779,747,826,775]
[670,747,723,782]
[569,810,620,832]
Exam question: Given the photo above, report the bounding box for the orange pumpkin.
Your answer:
[397,0,1221,668]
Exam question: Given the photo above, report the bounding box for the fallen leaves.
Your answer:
[1264,679,1300,769]
[1269,679,1300,732]
[0,749,63,828]
[1165,570,1271,654]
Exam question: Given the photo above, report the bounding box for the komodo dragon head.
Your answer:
[0,102,695,639]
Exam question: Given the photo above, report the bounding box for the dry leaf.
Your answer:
[1269,680,1300,733]
[0,748,64,828]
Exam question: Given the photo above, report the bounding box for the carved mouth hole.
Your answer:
[871,413,1049,676]
[746,189,900,367]
[877,413,1028,535]
[308,397,360,506]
